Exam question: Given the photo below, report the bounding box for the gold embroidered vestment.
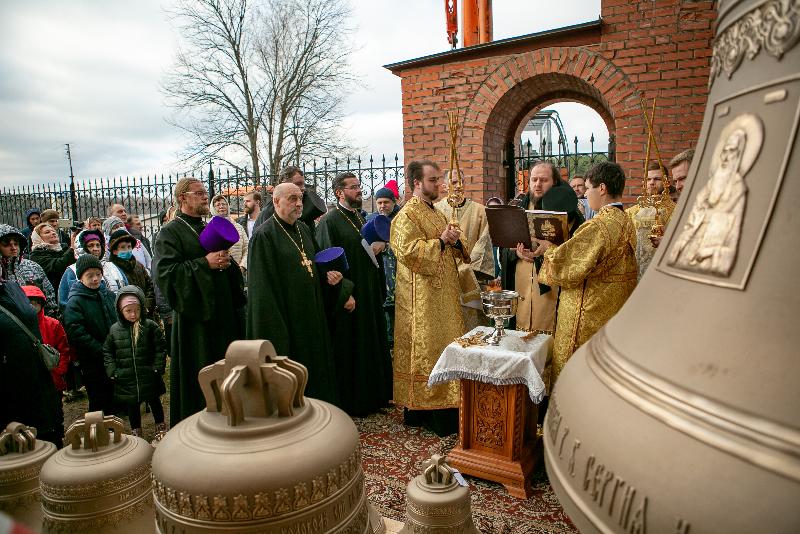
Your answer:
[538,205,638,385]
[391,197,466,410]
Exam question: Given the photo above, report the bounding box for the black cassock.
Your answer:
[246,215,339,405]
[315,205,392,416]
[154,212,245,425]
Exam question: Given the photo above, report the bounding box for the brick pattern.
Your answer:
[396,0,716,203]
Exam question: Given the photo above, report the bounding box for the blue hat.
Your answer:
[314,247,349,274]
[360,214,391,244]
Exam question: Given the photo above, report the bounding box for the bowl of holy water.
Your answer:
[480,289,519,345]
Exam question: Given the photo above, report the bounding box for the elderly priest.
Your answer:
[246,183,342,405]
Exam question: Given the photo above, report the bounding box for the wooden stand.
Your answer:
[446,380,539,498]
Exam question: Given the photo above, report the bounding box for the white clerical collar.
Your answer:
[338,202,356,213]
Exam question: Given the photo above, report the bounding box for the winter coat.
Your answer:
[36,303,73,391]
[108,254,156,317]
[63,281,117,380]
[103,286,166,404]
[30,245,76,297]
[0,225,58,317]
[0,280,63,439]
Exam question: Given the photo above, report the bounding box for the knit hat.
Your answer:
[384,180,400,199]
[40,209,59,223]
[118,294,139,310]
[375,187,395,201]
[108,229,137,252]
[77,229,106,259]
[76,254,103,279]
[102,216,125,237]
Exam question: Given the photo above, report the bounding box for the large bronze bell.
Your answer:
[0,422,57,530]
[151,340,385,533]
[39,411,155,533]
[544,0,800,532]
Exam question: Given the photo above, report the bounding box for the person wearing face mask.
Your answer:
[58,229,129,311]
[107,229,156,319]
[29,222,76,296]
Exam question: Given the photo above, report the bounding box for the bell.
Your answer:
[400,454,479,534]
[0,422,57,530]
[151,339,385,533]
[39,411,155,533]
[544,0,800,532]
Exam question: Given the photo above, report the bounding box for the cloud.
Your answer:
[0,0,603,187]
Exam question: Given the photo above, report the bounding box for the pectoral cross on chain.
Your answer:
[300,253,314,277]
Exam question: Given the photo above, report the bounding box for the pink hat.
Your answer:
[119,295,139,310]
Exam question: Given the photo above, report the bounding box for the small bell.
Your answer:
[400,454,479,533]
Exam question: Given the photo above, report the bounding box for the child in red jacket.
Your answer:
[22,285,73,392]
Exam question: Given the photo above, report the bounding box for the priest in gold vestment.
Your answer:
[626,162,675,280]
[391,161,468,420]
[536,162,638,385]
[435,171,495,332]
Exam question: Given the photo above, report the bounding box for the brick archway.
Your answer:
[461,47,639,199]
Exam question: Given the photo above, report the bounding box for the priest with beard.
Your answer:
[154,178,246,425]
[315,172,392,416]
[391,160,468,436]
[247,183,341,404]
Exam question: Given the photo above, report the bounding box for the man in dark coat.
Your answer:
[246,183,340,404]
[154,178,246,425]
[254,166,327,231]
[0,278,63,445]
[315,173,392,416]
[20,208,41,255]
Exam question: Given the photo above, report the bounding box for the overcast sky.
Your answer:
[0,0,603,187]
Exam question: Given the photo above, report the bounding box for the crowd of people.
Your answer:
[0,151,693,445]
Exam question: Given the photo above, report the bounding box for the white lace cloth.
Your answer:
[428,326,552,403]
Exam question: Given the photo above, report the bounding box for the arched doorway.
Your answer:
[512,102,612,198]
[461,47,639,201]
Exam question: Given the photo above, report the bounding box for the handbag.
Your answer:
[0,303,61,371]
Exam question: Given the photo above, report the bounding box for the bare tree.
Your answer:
[163,0,265,183]
[163,0,356,186]
[257,0,356,177]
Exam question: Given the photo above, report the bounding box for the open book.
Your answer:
[486,206,569,248]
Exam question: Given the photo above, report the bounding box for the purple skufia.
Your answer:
[199,216,240,252]
[360,214,391,244]
[314,246,349,273]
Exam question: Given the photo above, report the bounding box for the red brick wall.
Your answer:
[392,1,715,203]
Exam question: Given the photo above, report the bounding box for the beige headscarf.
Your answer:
[31,223,62,251]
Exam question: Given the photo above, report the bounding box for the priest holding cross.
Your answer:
[246,182,342,405]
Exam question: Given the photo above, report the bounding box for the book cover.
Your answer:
[485,206,532,249]
[525,210,569,245]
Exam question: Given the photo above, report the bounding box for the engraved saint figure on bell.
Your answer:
[669,113,764,276]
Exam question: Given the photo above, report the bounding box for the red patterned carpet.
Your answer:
[353,407,578,533]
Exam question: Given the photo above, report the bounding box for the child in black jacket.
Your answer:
[64,255,117,415]
[103,285,167,439]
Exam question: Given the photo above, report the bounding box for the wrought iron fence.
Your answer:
[0,154,404,240]
[510,133,616,179]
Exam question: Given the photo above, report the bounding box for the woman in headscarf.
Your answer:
[29,222,76,294]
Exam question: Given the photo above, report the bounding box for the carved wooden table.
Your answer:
[428,327,551,498]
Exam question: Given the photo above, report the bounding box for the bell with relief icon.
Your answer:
[544,0,800,532]
[39,411,155,533]
[400,454,479,534]
[0,422,57,530]
[151,339,385,533]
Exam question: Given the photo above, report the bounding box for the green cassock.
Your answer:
[153,212,246,426]
[246,215,339,405]
[315,205,393,416]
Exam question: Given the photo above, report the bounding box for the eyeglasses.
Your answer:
[343,184,362,191]
[185,190,209,198]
